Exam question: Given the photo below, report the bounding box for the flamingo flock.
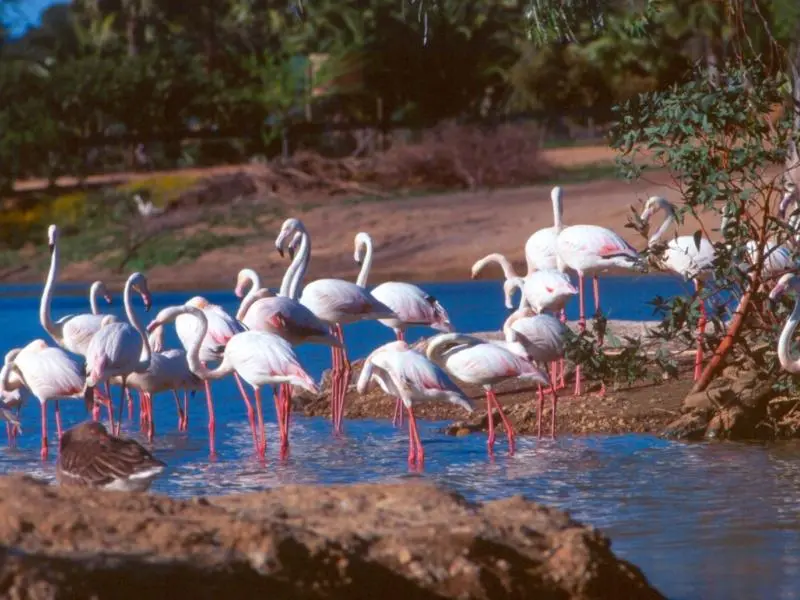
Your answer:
[6,182,800,491]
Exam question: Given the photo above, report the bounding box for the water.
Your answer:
[0,275,798,600]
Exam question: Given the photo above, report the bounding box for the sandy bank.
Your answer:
[0,474,664,599]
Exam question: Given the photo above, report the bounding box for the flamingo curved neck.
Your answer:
[181,307,233,381]
[475,253,518,281]
[238,269,261,319]
[123,278,152,371]
[426,333,480,364]
[288,231,311,300]
[39,240,62,345]
[648,206,676,247]
[356,237,374,288]
[89,282,102,315]
[778,296,800,373]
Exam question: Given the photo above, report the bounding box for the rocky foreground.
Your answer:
[0,475,663,599]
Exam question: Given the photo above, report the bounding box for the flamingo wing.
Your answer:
[85,323,142,379]
[665,236,716,279]
[204,304,246,346]
[61,313,112,355]
[525,227,559,271]
[301,279,394,323]
[225,331,312,388]
[446,344,547,386]
[371,282,450,328]
[16,347,84,398]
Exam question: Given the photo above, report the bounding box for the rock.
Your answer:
[0,475,664,600]
[663,370,777,440]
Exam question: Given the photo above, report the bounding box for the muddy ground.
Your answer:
[0,474,664,599]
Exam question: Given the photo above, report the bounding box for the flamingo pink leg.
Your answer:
[127,388,134,421]
[233,372,258,448]
[392,330,405,427]
[183,390,190,430]
[335,323,351,433]
[202,374,216,457]
[114,382,128,436]
[546,364,559,438]
[574,274,586,396]
[328,327,341,429]
[273,386,286,446]
[254,387,266,457]
[40,402,49,460]
[172,390,185,431]
[488,389,515,453]
[486,390,496,452]
[54,399,63,441]
[593,275,606,397]
[145,393,155,442]
[694,280,706,381]
[281,383,292,457]
[558,309,567,389]
[406,405,424,467]
[537,384,544,439]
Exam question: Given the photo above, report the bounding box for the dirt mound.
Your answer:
[0,475,663,599]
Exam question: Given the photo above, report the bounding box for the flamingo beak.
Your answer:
[276,245,285,258]
[143,295,152,312]
[103,294,113,304]
[287,246,295,260]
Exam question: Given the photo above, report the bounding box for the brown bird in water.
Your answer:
[56,421,166,492]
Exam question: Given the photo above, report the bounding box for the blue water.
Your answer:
[0,275,797,600]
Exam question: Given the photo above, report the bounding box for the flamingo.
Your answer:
[274,218,396,434]
[235,264,341,450]
[640,196,716,380]
[0,339,86,459]
[356,340,473,467]
[156,295,254,456]
[39,225,124,418]
[146,304,319,457]
[0,349,28,445]
[770,273,800,374]
[778,181,800,246]
[556,220,643,395]
[524,186,566,274]
[83,272,153,436]
[353,231,454,425]
[56,421,166,491]
[502,307,565,437]
[426,332,549,454]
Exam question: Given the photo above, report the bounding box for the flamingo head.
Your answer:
[275,218,306,258]
[128,272,152,311]
[287,230,303,260]
[47,224,59,253]
[769,273,800,303]
[353,232,372,264]
[185,296,209,310]
[93,280,112,304]
[640,196,671,224]
[234,269,257,299]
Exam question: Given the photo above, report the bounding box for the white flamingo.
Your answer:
[83,272,153,435]
[524,186,566,274]
[274,218,396,434]
[0,339,86,459]
[357,340,473,467]
[640,196,716,381]
[146,304,319,457]
[556,220,643,395]
[426,332,549,454]
[771,273,800,373]
[353,231,453,426]
[502,307,565,438]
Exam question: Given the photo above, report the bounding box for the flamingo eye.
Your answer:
[545,286,554,293]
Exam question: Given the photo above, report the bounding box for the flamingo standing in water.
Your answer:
[502,306,565,438]
[0,339,86,459]
[556,220,643,395]
[426,332,549,454]
[146,304,319,457]
[83,272,153,435]
[150,296,254,456]
[639,196,716,381]
[353,232,453,425]
[235,254,341,451]
[39,225,123,418]
[274,218,396,434]
[356,340,473,467]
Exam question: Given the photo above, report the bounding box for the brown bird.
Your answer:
[56,421,166,492]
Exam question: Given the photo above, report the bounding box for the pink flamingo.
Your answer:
[151,296,254,456]
[556,222,642,395]
[353,232,453,426]
[472,253,575,389]
[146,304,319,458]
[639,196,716,381]
[426,332,549,454]
[274,218,396,434]
[56,421,166,491]
[40,225,123,419]
[502,308,565,438]
[356,340,473,468]
[235,266,341,452]
[0,339,86,460]
[83,272,153,436]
